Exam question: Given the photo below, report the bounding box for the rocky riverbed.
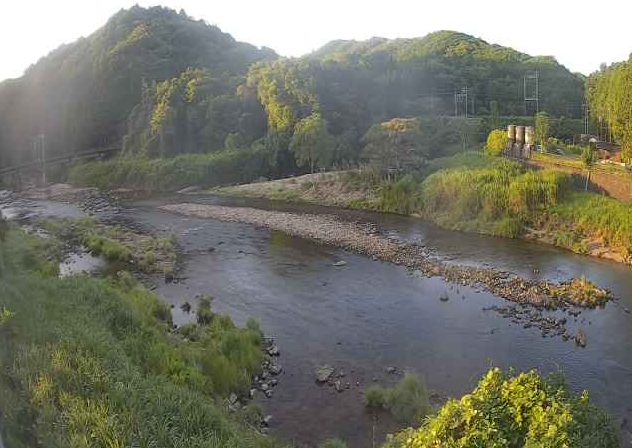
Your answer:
[160,203,613,344]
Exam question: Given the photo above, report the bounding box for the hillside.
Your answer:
[0,6,276,165]
[0,19,586,175]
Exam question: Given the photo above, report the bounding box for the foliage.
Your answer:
[549,192,632,254]
[0,6,276,166]
[364,374,432,425]
[197,296,214,325]
[362,118,426,173]
[386,368,619,448]
[421,161,570,236]
[289,113,334,173]
[581,146,597,169]
[68,149,272,191]
[0,229,277,448]
[40,218,176,273]
[376,175,425,215]
[588,58,632,162]
[535,112,551,151]
[486,129,509,156]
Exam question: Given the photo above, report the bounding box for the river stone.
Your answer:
[315,365,335,383]
[262,415,273,427]
[267,345,280,356]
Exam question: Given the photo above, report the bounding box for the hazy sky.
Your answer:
[1,0,630,81]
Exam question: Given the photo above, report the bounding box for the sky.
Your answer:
[1,0,630,82]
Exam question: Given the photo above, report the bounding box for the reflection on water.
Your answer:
[127,196,632,447]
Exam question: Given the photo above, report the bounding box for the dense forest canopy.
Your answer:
[0,6,586,172]
[0,6,275,166]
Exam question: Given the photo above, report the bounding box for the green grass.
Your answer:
[364,374,432,426]
[421,160,570,237]
[68,149,272,192]
[387,368,619,448]
[0,228,279,448]
[40,218,177,273]
[550,193,632,254]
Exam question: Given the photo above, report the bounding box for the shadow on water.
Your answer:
[125,195,632,446]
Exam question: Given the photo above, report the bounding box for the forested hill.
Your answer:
[248,31,584,135]
[0,14,586,170]
[0,6,276,166]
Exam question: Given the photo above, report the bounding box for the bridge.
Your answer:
[0,146,121,189]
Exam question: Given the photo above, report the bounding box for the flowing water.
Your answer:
[125,195,632,447]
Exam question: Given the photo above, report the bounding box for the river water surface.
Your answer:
[122,195,632,447]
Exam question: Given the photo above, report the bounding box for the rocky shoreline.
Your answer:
[160,203,613,344]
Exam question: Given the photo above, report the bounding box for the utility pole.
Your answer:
[583,102,590,135]
[454,87,469,117]
[524,71,540,115]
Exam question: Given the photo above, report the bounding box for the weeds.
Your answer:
[68,149,272,192]
[364,374,431,425]
[0,229,276,447]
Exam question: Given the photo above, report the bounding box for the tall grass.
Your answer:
[68,149,272,191]
[0,229,278,448]
[551,193,632,254]
[422,161,570,237]
[364,374,432,425]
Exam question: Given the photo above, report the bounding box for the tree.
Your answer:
[289,113,334,173]
[486,129,508,156]
[535,112,550,151]
[581,146,597,191]
[362,118,425,174]
[588,58,632,163]
[489,100,501,130]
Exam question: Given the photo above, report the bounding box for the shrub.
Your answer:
[486,129,509,156]
[365,374,431,425]
[386,368,619,448]
[365,385,388,409]
[196,296,214,326]
[68,149,273,192]
[386,374,432,425]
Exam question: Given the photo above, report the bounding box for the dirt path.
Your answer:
[160,202,611,343]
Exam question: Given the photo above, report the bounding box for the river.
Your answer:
[123,194,632,447]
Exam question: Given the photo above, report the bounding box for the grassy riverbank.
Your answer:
[217,153,632,265]
[0,227,279,448]
[68,149,272,192]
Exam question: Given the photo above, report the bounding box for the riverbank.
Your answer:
[160,202,611,342]
[216,155,632,267]
[0,226,282,447]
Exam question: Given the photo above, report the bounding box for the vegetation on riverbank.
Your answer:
[0,227,279,447]
[218,152,632,266]
[387,368,619,447]
[39,218,177,274]
[365,374,432,425]
[68,149,272,192]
